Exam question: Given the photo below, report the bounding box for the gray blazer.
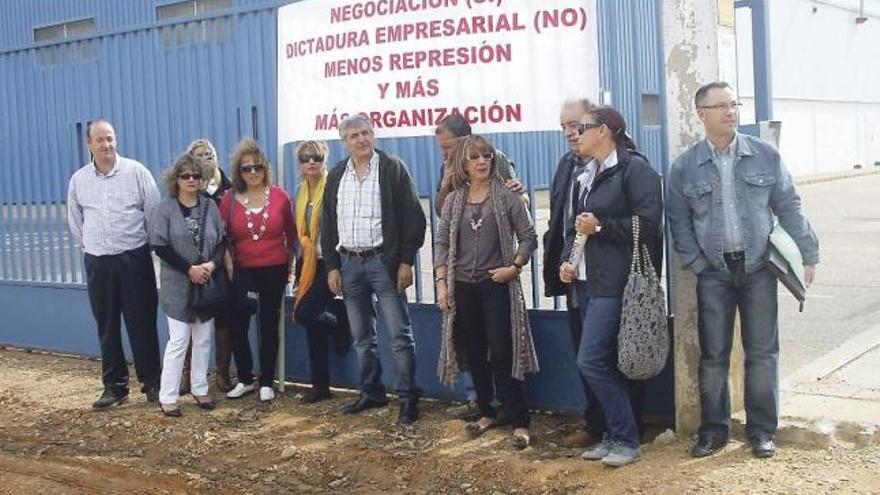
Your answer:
[150,196,225,322]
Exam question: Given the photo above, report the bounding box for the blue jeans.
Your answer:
[340,253,418,400]
[575,284,640,448]
[697,260,779,440]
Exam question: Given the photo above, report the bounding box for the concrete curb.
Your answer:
[795,169,880,186]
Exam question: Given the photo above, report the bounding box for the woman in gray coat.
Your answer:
[150,154,226,416]
[434,135,539,449]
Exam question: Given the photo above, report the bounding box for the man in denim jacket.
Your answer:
[666,82,819,459]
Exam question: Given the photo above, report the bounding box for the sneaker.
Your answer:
[581,437,612,460]
[259,386,275,402]
[226,382,255,399]
[601,442,642,467]
[92,389,129,410]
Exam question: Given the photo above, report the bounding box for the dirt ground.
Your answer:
[0,349,877,495]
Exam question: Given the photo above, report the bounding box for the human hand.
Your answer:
[489,265,519,284]
[188,265,210,284]
[559,262,576,284]
[397,263,414,292]
[504,178,525,195]
[575,212,600,236]
[328,269,343,296]
[436,283,449,312]
[804,264,816,287]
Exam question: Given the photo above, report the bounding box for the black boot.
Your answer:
[398,396,419,425]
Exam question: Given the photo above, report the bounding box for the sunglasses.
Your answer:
[467,152,494,162]
[576,122,604,135]
[298,153,325,163]
[241,164,265,174]
[177,173,202,181]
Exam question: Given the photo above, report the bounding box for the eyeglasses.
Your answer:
[241,164,265,174]
[576,122,603,135]
[699,101,742,111]
[194,150,215,160]
[298,153,325,163]
[177,173,202,181]
[467,152,494,162]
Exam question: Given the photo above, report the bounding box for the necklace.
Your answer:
[243,188,270,241]
[468,200,485,232]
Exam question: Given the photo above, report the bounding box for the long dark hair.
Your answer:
[589,107,637,151]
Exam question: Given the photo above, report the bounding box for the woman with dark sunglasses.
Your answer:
[220,138,296,403]
[150,154,226,416]
[559,107,663,466]
[434,134,539,450]
[290,140,350,404]
[165,139,236,395]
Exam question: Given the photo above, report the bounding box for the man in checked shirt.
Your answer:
[321,114,427,425]
[67,119,162,410]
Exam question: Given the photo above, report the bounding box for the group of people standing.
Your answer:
[66,80,818,467]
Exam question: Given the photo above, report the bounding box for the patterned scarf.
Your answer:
[437,178,539,385]
[293,172,326,315]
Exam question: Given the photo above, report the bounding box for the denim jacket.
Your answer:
[666,134,819,274]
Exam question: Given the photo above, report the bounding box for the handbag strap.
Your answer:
[196,197,209,261]
[225,191,236,262]
[629,214,642,275]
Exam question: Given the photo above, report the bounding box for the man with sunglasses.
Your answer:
[67,118,163,410]
[667,81,820,459]
[320,114,427,425]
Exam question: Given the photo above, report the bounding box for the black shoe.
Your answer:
[690,433,728,458]
[92,389,129,410]
[342,395,388,415]
[398,397,419,425]
[750,435,776,458]
[301,386,332,404]
[144,388,160,404]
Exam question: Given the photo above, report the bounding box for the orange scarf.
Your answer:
[293,173,326,315]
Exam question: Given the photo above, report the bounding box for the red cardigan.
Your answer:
[220,186,296,268]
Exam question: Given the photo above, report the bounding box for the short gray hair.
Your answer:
[561,98,597,115]
[339,114,372,139]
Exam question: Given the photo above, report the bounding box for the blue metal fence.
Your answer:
[0,0,673,419]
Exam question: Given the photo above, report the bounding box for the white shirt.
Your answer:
[336,151,383,250]
[67,155,160,256]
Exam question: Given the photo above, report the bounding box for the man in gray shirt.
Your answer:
[667,82,819,459]
[67,119,162,410]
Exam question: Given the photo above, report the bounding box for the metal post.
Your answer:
[277,144,286,393]
[750,0,773,121]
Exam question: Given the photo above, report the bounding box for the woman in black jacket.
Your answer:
[559,107,663,466]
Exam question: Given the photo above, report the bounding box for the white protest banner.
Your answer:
[277,0,599,143]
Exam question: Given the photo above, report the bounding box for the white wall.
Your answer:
[736,0,880,174]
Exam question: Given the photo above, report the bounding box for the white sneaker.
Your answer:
[259,386,275,402]
[581,438,612,460]
[226,382,255,399]
[601,442,642,467]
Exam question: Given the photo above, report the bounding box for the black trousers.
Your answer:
[294,259,348,389]
[569,286,645,437]
[229,263,288,387]
[455,280,529,428]
[83,244,161,393]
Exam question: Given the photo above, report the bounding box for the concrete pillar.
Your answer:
[661,0,744,435]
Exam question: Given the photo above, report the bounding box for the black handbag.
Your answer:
[189,199,231,318]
